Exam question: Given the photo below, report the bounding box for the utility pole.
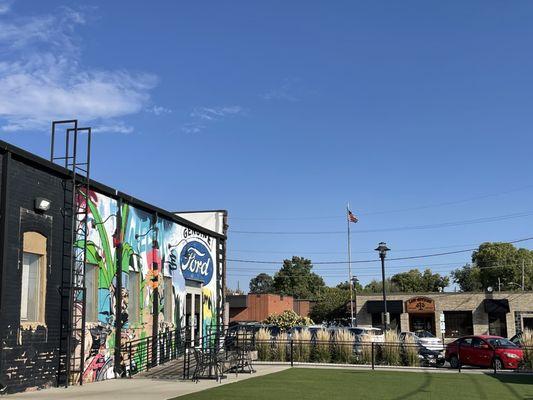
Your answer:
[347,204,354,327]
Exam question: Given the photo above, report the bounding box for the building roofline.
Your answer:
[0,139,225,240]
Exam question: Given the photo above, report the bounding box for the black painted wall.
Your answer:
[0,149,71,393]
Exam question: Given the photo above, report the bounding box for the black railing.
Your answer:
[120,328,188,377]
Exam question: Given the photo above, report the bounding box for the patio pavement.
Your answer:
[6,365,289,400]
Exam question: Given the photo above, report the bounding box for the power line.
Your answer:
[226,236,533,265]
[229,211,533,235]
[230,184,533,221]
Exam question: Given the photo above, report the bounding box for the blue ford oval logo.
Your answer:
[179,241,213,284]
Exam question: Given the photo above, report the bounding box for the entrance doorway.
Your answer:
[185,286,203,346]
[409,314,436,335]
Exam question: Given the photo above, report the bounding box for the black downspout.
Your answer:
[114,199,123,377]
[0,151,10,393]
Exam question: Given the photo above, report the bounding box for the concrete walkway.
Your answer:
[6,365,289,400]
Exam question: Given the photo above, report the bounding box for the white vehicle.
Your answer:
[400,330,444,351]
[348,326,385,343]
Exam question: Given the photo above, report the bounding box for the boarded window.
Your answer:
[163,277,174,323]
[127,271,141,325]
[85,264,99,322]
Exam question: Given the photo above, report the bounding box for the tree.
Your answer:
[363,279,399,293]
[336,279,363,292]
[390,268,449,292]
[272,256,326,299]
[309,287,351,324]
[451,264,483,292]
[249,273,274,294]
[472,242,533,291]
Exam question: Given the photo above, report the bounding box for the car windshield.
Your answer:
[415,330,435,338]
[486,338,518,348]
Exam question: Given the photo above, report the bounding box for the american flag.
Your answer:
[347,210,358,223]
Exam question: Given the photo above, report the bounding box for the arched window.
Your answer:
[20,231,47,323]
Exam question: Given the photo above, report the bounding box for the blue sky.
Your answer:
[1,1,533,291]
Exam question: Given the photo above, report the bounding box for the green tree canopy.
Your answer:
[451,264,483,292]
[391,268,449,292]
[272,256,326,299]
[309,287,351,324]
[336,278,363,292]
[249,272,274,294]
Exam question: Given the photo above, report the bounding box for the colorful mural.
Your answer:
[75,189,218,383]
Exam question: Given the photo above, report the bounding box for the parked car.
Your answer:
[399,332,445,367]
[400,331,444,352]
[445,335,523,370]
[348,326,385,343]
[510,332,523,347]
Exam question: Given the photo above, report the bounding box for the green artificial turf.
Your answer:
[171,368,533,400]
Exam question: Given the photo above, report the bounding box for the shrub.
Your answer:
[313,329,331,363]
[521,329,533,370]
[293,329,312,363]
[263,310,314,331]
[274,332,288,361]
[403,335,419,367]
[256,328,272,361]
[333,329,354,364]
[381,330,402,366]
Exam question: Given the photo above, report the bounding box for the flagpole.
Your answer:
[347,203,354,328]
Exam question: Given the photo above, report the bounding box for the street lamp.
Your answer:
[351,276,358,327]
[375,242,390,331]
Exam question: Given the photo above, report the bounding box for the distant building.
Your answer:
[227,293,314,323]
[350,292,533,339]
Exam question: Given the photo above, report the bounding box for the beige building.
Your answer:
[354,292,533,340]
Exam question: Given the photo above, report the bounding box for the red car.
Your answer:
[445,335,523,370]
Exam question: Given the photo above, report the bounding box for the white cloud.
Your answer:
[147,105,172,116]
[0,7,157,133]
[181,105,243,134]
[0,0,12,15]
[262,78,301,102]
[190,106,242,121]
[92,122,134,134]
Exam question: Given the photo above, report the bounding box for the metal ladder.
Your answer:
[50,120,92,387]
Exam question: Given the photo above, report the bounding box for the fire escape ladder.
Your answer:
[50,120,92,387]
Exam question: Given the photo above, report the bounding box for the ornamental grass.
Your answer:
[521,329,533,370]
[313,329,331,363]
[293,329,312,363]
[333,329,354,364]
[256,328,272,361]
[381,330,402,366]
[403,334,419,367]
[274,332,288,362]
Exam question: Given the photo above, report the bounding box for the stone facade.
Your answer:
[354,292,533,340]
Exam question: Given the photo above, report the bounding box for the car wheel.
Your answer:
[492,357,503,371]
[449,355,459,369]
[436,359,445,368]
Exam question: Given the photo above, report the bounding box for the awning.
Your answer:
[483,299,510,314]
[365,300,404,314]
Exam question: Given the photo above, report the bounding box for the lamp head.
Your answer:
[375,242,390,258]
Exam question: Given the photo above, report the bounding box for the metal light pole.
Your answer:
[351,276,358,327]
[375,242,390,332]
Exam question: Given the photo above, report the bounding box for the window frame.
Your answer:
[85,263,99,323]
[127,270,141,326]
[163,276,174,323]
[20,231,47,325]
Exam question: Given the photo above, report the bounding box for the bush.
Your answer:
[293,329,312,363]
[263,310,313,331]
[256,328,272,361]
[381,331,402,366]
[313,329,331,363]
[333,329,354,364]
[402,335,419,367]
[522,329,533,370]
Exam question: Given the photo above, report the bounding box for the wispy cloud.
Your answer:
[147,105,172,116]
[182,105,243,133]
[0,0,12,15]
[262,78,301,102]
[0,6,157,133]
[92,122,134,134]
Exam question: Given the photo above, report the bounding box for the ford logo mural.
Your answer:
[179,241,213,285]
